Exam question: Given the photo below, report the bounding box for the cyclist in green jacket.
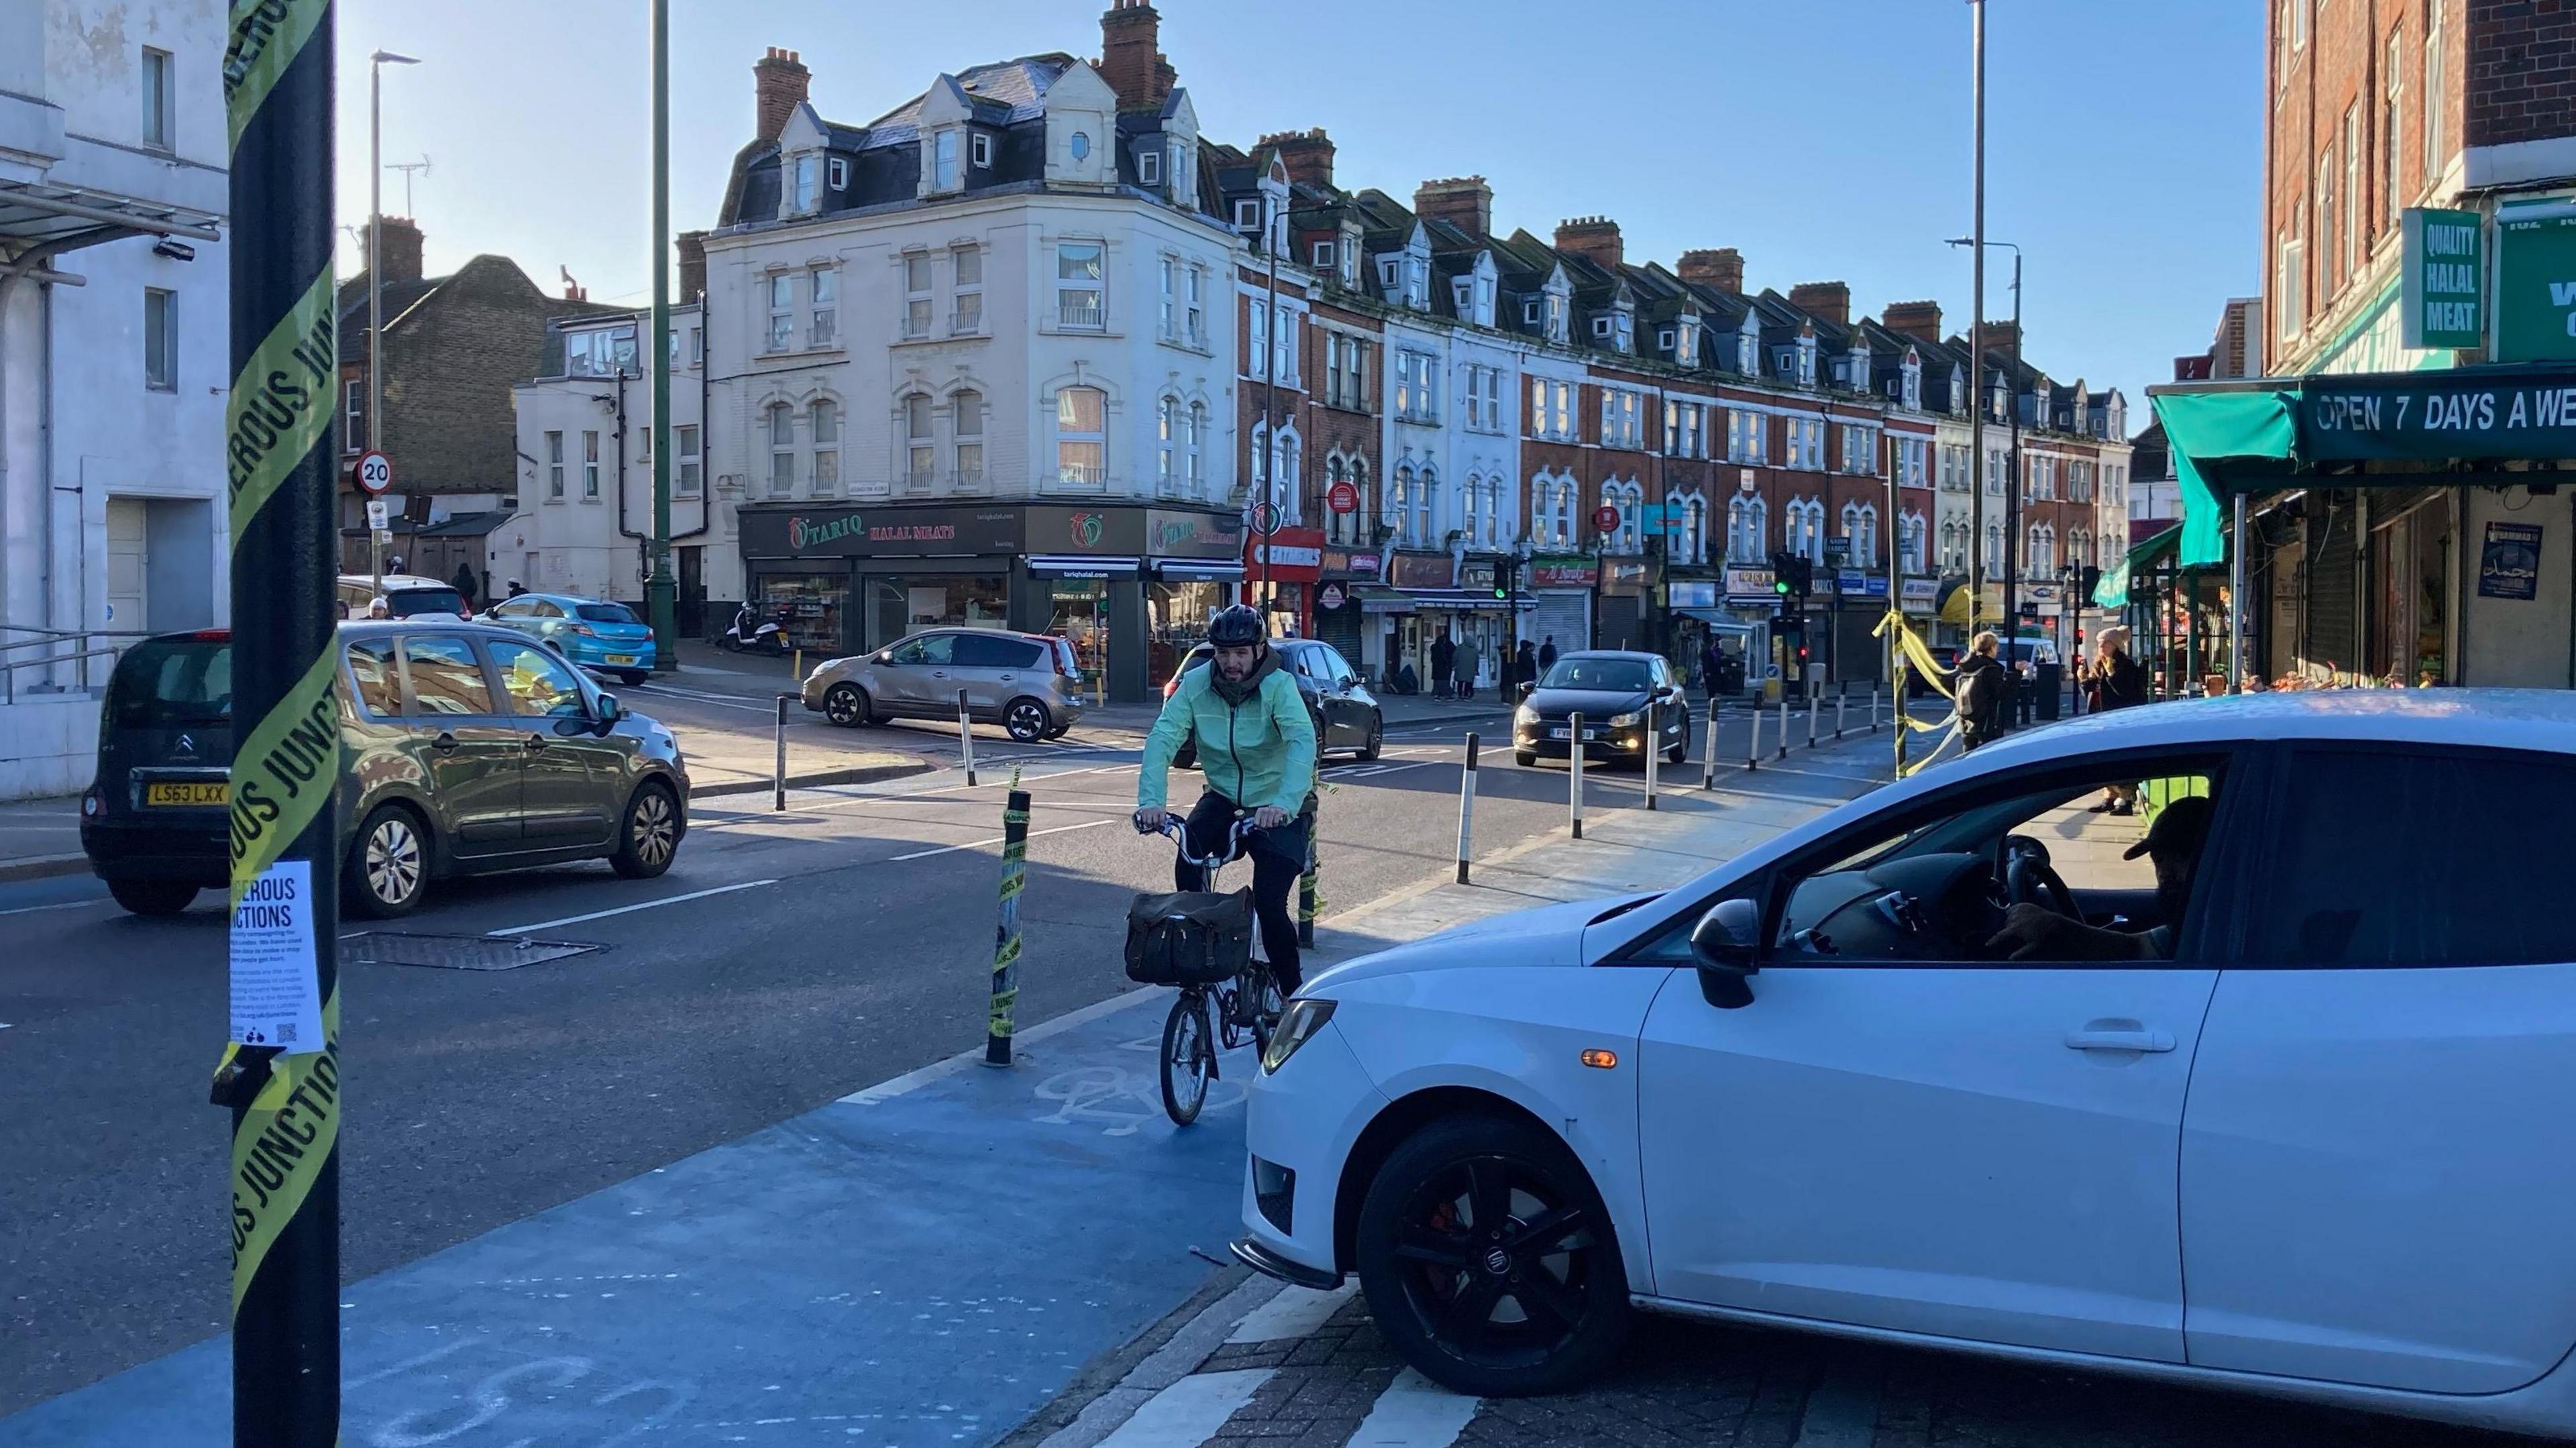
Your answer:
[1136,604,1318,993]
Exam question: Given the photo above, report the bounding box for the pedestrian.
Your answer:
[1515,639,1538,691]
[2084,626,2149,814]
[451,560,480,612]
[506,577,529,600]
[1453,634,1481,702]
[1430,627,1456,701]
[1700,636,1726,698]
[1538,635,1558,670]
[1954,630,2007,751]
[386,551,405,574]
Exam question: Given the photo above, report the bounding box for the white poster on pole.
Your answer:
[229,860,326,1050]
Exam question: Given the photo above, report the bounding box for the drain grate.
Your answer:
[342,932,602,971]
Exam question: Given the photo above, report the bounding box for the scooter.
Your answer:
[721,604,791,655]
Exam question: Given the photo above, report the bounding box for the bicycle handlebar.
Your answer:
[1135,811,1258,871]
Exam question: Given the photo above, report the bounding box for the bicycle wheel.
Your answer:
[1161,990,1214,1126]
[1244,968,1284,1059]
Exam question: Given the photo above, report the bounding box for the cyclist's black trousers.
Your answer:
[1174,791,1309,997]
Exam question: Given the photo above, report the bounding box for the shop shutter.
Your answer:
[1527,590,1591,656]
[2306,492,2361,675]
[1317,602,1362,660]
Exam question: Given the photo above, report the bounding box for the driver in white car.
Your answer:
[1988,794,2213,961]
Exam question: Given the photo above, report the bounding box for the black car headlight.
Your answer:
[1261,998,1337,1074]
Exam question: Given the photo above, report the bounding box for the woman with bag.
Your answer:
[2086,627,2150,814]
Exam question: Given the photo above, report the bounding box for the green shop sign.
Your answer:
[2496,207,2576,364]
[2402,207,2485,349]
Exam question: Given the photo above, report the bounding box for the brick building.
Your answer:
[337,217,623,572]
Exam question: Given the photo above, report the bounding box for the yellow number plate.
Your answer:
[146,781,229,807]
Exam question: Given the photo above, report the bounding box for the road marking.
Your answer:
[886,818,1109,862]
[1324,761,1437,781]
[1094,1369,1273,1448]
[1793,1365,1883,1447]
[0,897,109,919]
[1348,1368,1479,1448]
[1226,1280,1356,1343]
[484,879,777,937]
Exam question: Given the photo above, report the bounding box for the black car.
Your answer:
[1163,638,1383,767]
[1511,649,1690,769]
[81,623,690,917]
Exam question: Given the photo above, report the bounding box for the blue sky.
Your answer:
[332,0,2263,409]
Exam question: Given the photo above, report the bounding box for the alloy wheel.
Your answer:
[1006,699,1050,743]
[825,684,865,726]
[1390,1156,1601,1371]
[367,816,423,907]
[629,789,678,868]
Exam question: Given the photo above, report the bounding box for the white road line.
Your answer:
[484,879,777,937]
[0,897,109,920]
[885,818,1110,862]
[1347,1368,1480,1448]
[1093,1369,1273,1448]
[1226,1280,1357,1343]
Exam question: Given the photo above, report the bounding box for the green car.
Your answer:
[80,620,690,918]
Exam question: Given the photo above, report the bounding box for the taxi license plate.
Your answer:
[146,781,228,807]
[605,654,638,665]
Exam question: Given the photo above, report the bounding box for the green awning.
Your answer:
[2152,390,2299,568]
[2092,523,2182,609]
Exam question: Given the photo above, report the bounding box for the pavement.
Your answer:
[0,795,80,883]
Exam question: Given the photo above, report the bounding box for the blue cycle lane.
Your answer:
[0,991,1258,1448]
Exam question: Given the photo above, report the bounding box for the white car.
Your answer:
[1234,690,2576,1437]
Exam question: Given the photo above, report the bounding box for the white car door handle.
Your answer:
[2065,1028,2176,1054]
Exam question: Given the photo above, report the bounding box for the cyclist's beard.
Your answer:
[1210,645,1276,705]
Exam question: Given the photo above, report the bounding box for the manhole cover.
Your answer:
[342,933,601,971]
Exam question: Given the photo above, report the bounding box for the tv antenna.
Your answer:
[386,155,431,216]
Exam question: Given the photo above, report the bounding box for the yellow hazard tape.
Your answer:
[222,0,329,153]
[229,987,340,1312]
[225,269,337,556]
[227,647,343,911]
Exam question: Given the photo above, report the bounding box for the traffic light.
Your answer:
[2074,626,2086,651]
[2079,564,2103,599]
[1493,558,1517,601]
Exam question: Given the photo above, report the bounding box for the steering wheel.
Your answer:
[2001,835,2082,921]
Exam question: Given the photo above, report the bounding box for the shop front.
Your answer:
[1597,558,1652,652]
[2137,364,2576,692]
[1358,551,1530,694]
[1313,547,1381,669]
[737,501,1241,704]
[1525,557,1597,662]
[1246,525,1326,641]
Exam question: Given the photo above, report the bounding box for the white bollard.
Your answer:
[1872,681,1883,734]
[1644,701,1660,812]
[1702,708,1721,789]
[1776,698,1790,761]
[774,693,790,812]
[1836,683,1847,740]
[1745,704,1761,773]
[1455,732,1480,884]
[1807,691,1820,749]
[1568,712,1585,840]
[958,688,978,787]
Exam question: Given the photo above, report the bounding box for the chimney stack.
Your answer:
[754,47,810,144]
[1552,216,1622,272]
[1098,0,1176,113]
[677,230,709,303]
[1978,318,2023,357]
[1882,299,1943,345]
[1413,176,1493,239]
[363,217,423,284]
[1788,281,1850,327]
[1677,247,1743,295]
[1259,129,1334,188]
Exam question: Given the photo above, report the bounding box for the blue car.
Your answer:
[482,592,659,683]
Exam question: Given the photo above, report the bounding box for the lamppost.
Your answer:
[1948,234,2021,714]
[367,49,419,597]
[644,0,679,671]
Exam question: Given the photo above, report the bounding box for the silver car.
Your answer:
[803,628,1087,742]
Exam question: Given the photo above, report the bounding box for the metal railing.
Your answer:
[2,626,158,704]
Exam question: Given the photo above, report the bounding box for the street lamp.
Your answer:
[368,50,420,599]
[1948,234,2022,714]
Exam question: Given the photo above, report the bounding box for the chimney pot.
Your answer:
[753,46,810,145]
[1258,127,1335,187]
[1676,247,1743,294]
[1413,176,1493,240]
[1881,299,1943,345]
[1552,215,1623,272]
[363,217,424,285]
[1788,281,1851,327]
[1099,0,1175,113]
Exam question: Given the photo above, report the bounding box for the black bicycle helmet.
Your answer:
[1206,603,1267,647]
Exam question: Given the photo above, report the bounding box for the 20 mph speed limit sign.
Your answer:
[354,449,394,495]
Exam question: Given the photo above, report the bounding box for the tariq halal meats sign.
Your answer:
[741,505,1024,558]
[2302,371,2576,463]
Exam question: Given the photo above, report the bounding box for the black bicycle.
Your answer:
[1130,814,1284,1126]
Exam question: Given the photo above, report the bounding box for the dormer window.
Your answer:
[1313,241,1337,270]
[1544,293,1569,343]
[1796,335,1817,386]
[1676,324,1699,367]
[792,154,819,212]
[971,132,993,168]
[1474,276,1495,327]
[1901,357,1922,411]
[1595,317,1615,339]
[828,156,849,190]
[1069,131,1091,161]
[1237,199,1262,231]
[1658,327,1676,351]
[1453,278,1472,315]
[1737,326,1758,374]
[1405,258,1428,310]
[1137,147,1161,185]
[931,130,961,192]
